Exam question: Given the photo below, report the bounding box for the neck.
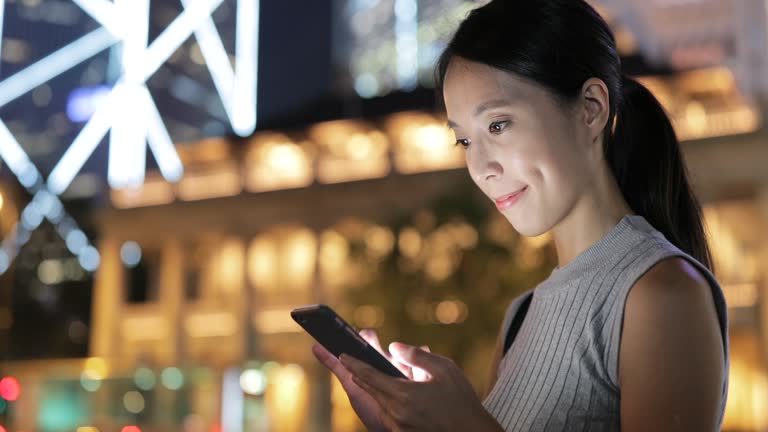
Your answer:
[551,167,633,268]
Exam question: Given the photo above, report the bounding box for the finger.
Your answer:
[350,372,399,425]
[394,358,414,381]
[312,344,353,382]
[389,342,451,376]
[340,354,402,398]
[361,330,413,379]
[391,344,429,381]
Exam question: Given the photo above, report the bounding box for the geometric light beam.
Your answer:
[47,93,115,195]
[0,28,118,108]
[46,0,254,193]
[71,0,121,38]
[0,0,260,274]
[179,0,259,136]
[108,0,150,189]
[181,0,236,121]
[0,192,100,274]
[0,120,40,188]
[137,0,226,83]
[146,94,184,183]
[233,0,258,136]
[3,0,258,196]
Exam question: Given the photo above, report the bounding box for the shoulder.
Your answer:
[623,256,723,355]
[628,256,714,311]
[619,256,725,429]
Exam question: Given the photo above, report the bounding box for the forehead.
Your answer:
[443,58,530,103]
[442,57,567,123]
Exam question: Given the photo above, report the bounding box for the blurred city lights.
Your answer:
[133,367,156,391]
[434,299,468,324]
[78,246,101,272]
[222,367,244,432]
[41,0,260,192]
[120,241,142,267]
[0,27,118,107]
[84,357,108,378]
[353,305,385,328]
[239,368,267,396]
[394,0,418,90]
[122,391,145,414]
[161,367,184,390]
[80,371,102,392]
[0,376,20,401]
[66,85,112,122]
[38,259,65,285]
[245,135,313,192]
[65,230,88,255]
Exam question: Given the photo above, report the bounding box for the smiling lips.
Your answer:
[494,186,528,210]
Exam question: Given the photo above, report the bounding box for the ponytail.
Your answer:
[607,75,714,271]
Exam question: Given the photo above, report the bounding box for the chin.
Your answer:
[503,211,551,237]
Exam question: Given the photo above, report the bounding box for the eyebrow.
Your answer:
[446,98,512,129]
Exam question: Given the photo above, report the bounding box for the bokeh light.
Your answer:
[133,367,156,391]
[0,376,21,401]
[239,368,267,396]
[161,367,184,390]
[123,391,145,414]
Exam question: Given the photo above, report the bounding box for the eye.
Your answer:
[488,120,510,134]
[455,138,471,148]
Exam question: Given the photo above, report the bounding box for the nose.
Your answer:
[482,161,503,182]
[471,143,503,184]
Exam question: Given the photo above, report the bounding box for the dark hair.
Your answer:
[436,0,713,271]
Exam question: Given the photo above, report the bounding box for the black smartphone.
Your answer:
[291,304,408,379]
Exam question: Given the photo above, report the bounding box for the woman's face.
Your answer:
[443,57,599,236]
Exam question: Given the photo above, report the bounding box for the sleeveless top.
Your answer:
[482,214,729,431]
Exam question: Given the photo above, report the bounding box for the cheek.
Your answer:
[534,138,593,203]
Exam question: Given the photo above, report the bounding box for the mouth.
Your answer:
[494,186,528,210]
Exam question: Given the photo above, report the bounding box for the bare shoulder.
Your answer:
[628,256,715,310]
[619,256,725,431]
[623,256,723,354]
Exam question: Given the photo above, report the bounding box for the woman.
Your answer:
[313,0,729,430]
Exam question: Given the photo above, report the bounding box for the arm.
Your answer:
[619,257,725,431]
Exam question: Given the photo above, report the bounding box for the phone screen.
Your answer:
[291,304,408,379]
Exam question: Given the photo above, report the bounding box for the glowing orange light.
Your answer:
[121,427,141,432]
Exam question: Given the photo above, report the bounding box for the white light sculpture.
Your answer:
[0,0,260,273]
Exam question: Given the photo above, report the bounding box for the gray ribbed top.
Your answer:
[483,214,729,431]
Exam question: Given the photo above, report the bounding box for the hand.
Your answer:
[312,343,389,432]
[358,329,431,381]
[340,342,503,432]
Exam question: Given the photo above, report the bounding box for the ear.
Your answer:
[579,78,611,145]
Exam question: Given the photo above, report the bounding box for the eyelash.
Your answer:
[454,120,510,148]
[489,120,510,134]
